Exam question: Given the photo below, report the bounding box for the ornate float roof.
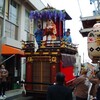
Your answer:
[29,7,72,21]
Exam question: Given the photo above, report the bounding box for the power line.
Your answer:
[0,54,15,65]
[77,0,82,17]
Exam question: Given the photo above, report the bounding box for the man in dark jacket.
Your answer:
[47,72,73,100]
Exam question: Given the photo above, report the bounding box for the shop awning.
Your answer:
[1,44,24,55]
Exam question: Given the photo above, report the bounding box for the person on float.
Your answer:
[34,20,43,47]
[63,28,72,44]
[43,19,57,43]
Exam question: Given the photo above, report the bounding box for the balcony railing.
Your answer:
[22,40,78,53]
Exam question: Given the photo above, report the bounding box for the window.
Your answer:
[5,0,9,18]
[0,18,3,37]
[0,0,4,15]
[5,21,18,40]
[25,10,30,32]
[9,0,19,24]
[5,0,19,40]
[25,10,30,41]
[27,32,30,41]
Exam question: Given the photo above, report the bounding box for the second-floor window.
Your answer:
[25,10,30,41]
[9,0,19,25]
[4,0,19,40]
[0,0,4,16]
[25,10,30,32]
[5,20,18,40]
[0,18,3,37]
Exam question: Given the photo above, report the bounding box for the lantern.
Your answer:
[87,23,100,62]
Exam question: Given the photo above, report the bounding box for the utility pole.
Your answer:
[77,0,82,17]
[83,52,84,64]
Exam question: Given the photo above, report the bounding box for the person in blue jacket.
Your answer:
[34,20,43,46]
[63,28,72,44]
[47,72,73,100]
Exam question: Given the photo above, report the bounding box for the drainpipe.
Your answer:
[2,0,6,37]
[0,0,6,59]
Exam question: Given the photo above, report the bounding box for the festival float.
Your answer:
[21,7,78,99]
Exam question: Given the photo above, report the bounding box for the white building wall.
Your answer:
[19,5,27,41]
[19,0,46,41]
[18,5,26,81]
[29,0,45,10]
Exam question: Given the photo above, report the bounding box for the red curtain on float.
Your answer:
[60,53,76,83]
[55,20,63,39]
[51,65,56,83]
[26,62,33,90]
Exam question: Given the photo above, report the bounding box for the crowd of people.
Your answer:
[47,67,100,100]
[72,67,100,100]
[0,62,99,100]
[0,64,8,99]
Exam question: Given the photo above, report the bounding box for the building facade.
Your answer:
[0,0,45,90]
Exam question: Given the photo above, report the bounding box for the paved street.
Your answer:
[5,93,75,100]
[4,88,76,100]
[5,95,33,100]
[5,95,46,100]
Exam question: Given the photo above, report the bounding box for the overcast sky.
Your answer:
[41,0,95,63]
